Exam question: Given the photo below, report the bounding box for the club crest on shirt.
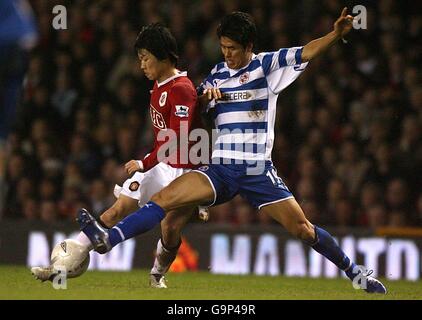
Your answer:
[129,181,140,191]
[175,105,189,117]
[239,72,249,84]
[159,91,167,107]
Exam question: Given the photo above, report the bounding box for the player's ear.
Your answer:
[245,42,253,53]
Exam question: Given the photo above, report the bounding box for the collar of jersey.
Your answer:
[226,54,257,77]
[157,71,187,88]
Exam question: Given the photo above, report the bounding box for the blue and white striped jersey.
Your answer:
[198,47,308,163]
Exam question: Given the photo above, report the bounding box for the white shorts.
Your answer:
[114,162,191,207]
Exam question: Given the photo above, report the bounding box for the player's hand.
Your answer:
[125,160,143,175]
[334,7,354,38]
[203,88,222,101]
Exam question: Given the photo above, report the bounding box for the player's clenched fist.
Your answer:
[125,160,144,175]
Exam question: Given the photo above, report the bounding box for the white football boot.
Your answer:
[149,274,168,288]
[31,266,56,282]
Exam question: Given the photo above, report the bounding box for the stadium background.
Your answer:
[1,0,422,283]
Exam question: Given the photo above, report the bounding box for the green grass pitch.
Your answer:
[1,265,421,300]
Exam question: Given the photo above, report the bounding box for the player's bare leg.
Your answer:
[260,198,315,242]
[261,198,387,294]
[77,171,214,253]
[150,172,214,211]
[99,194,139,227]
[150,207,196,288]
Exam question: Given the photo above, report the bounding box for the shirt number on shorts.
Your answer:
[266,168,288,190]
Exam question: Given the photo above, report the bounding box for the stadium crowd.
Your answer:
[0,0,421,229]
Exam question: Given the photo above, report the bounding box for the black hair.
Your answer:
[217,12,257,49]
[134,23,178,65]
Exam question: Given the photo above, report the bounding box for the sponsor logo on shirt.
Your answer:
[150,105,167,129]
[221,90,253,101]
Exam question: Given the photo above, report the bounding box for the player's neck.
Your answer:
[243,52,253,67]
[157,67,178,84]
[234,52,253,70]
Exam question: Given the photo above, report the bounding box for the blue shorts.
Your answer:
[193,161,294,209]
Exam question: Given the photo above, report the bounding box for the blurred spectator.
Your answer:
[296,177,317,203]
[209,201,233,224]
[333,199,355,227]
[366,204,387,229]
[366,143,399,185]
[40,200,58,223]
[385,178,411,218]
[116,127,138,162]
[388,210,408,227]
[232,196,254,225]
[68,133,99,178]
[301,201,322,226]
[326,178,347,209]
[335,140,370,198]
[51,72,78,120]
[22,197,39,220]
[58,184,83,220]
[89,179,113,217]
[357,182,383,226]
[39,178,58,201]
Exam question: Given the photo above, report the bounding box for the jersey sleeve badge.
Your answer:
[175,105,189,117]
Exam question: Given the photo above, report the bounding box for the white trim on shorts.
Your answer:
[258,196,294,210]
[192,169,217,207]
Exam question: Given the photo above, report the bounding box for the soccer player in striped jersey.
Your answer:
[78,8,387,294]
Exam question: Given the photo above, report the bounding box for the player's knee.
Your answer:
[294,222,315,242]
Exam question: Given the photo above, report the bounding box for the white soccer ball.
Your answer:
[50,239,90,278]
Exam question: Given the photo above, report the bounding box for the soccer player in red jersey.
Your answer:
[32,23,207,288]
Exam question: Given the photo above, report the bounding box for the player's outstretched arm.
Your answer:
[301,7,354,62]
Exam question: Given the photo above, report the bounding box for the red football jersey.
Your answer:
[142,71,201,171]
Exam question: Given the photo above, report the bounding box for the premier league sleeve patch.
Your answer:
[175,105,189,117]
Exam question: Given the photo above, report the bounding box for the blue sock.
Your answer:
[311,226,357,280]
[108,201,165,247]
